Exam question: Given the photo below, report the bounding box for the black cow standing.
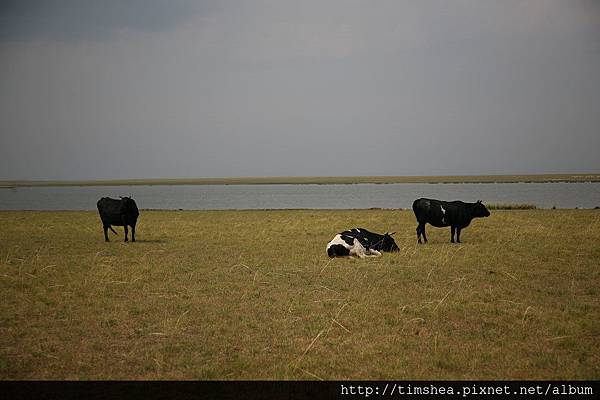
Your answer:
[97,197,139,242]
[412,198,490,243]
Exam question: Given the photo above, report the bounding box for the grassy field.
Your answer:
[1,209,599,380]
[2,173,600,188]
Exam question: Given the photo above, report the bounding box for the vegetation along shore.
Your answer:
[1,174,600,188]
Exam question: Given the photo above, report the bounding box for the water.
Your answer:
[0,182,599,210]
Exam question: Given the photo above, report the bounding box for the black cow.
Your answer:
[412,198,490,243]
[97,197,139,242]
[327,228,399,258]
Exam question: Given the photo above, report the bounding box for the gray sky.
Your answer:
[1,0,599,180]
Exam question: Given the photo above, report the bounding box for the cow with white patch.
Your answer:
[326,228,399,258]
[412,198,490,243]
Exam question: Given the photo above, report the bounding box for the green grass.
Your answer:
[1,173,600,187]
[1,210,599,379]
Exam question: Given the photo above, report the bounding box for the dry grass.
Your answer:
[0,209,599,379]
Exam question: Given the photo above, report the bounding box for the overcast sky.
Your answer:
[1,0,599,180]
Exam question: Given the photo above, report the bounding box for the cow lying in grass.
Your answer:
[326,228,399,258]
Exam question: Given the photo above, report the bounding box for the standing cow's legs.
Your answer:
[124,225,129,242]
[416,223,427,243]
[103,225,109,242]
[421,223,428,243]
[456,228,462,243]
[131,224,136,242]
[451,226,456,243]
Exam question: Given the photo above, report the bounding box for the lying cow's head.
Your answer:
[377,232,399,253]
[471,200,491,218]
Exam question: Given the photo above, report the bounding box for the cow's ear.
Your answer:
[389,232,396,236]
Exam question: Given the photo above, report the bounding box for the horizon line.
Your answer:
[2,173,600,188]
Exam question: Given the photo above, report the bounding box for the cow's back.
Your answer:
[412,198,435,218]
[413,198,452,227]
[413,198,472,227]
[97,197,124,225]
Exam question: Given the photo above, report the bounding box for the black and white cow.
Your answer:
[97,196,139,242]
[412,198,490,244]
[326,228,399,258]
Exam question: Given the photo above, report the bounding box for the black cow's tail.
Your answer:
[109,226,118,235]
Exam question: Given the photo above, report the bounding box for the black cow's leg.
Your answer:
[124,225,129,242]
[131,224,136,242]
[103,226,109,242]
[456,228,461,243]
[417,223,427,243]
[451,226,456,243]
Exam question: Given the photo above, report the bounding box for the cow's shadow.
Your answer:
[132,239,166,244]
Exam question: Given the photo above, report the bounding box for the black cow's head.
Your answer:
[379,232,400,252]
[471,200,490,218]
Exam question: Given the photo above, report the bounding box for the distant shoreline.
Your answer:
[1,174,600,188]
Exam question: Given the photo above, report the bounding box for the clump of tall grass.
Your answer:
[486,203,537,210]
